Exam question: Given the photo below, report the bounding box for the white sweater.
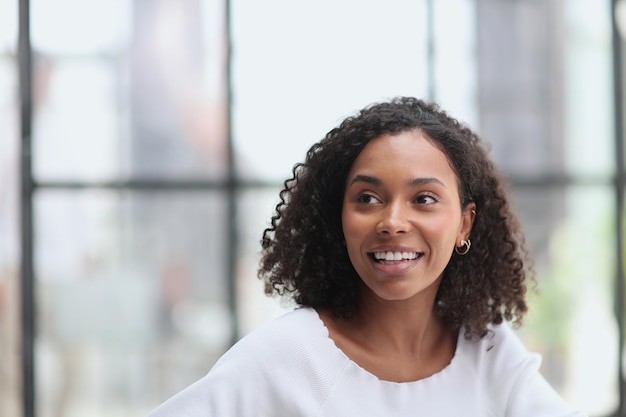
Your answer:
[147,307,586,417]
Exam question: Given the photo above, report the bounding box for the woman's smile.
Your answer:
[370,253,422,276]
[367,246,424,275]
[371,251,421,263]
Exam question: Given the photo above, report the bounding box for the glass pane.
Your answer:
[513,185,617,416]
[32,59,122,181]
[31,0,228,181]
[31,0,131,55]
[476,1,557,176]
[236,188,292,336]
[564,1,613,178]
[0,42,21,417]
[0,0,17,53]
[231,0,434,182]
[34,190,230,416]
[433,0,477,124]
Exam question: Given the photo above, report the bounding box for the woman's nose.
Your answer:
[376,202,411,235]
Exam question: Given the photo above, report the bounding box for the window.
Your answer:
[2,0,621,416]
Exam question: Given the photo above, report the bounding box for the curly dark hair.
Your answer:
[259,97,533,340]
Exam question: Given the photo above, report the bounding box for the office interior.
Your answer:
[0,0,624,416]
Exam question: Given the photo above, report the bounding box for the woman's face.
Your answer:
[342,130,474,304]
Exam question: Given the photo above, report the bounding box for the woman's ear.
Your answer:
[460,201,476,239]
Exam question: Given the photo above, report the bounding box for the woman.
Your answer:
[147,97,586,416]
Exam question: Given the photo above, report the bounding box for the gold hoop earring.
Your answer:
[455,239,471,255]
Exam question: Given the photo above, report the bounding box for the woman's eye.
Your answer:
[357,194,381,204]
[416,195,438,204]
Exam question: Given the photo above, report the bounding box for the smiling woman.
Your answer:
[259,98,527,342]
[146,97,587,417]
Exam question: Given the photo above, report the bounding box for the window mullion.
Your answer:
[18,0,35,416]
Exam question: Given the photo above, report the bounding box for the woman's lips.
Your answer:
[368,251,424,276]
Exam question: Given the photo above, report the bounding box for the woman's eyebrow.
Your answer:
[349,174,381,186]
[349,174,445,188]
[408,177,446,187]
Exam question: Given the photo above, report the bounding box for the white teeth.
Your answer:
[373,251,418,261]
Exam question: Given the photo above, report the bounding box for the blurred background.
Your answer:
[0,0,623,416]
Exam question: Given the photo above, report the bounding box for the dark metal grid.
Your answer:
[611,1,626,415]
[18,1,34,417]
[224,0,239,347]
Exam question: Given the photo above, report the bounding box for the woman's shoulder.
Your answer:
[145,308,348,417]
[459,322,540,375]
[458,323,587,416]
[208,307,347,410]
[212,307,347,379]
[454,323,544,409]
[225,307,327,354]
[467,322,531,353]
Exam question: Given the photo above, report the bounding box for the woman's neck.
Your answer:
[318,289,458,382]
[351,291,447,358]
